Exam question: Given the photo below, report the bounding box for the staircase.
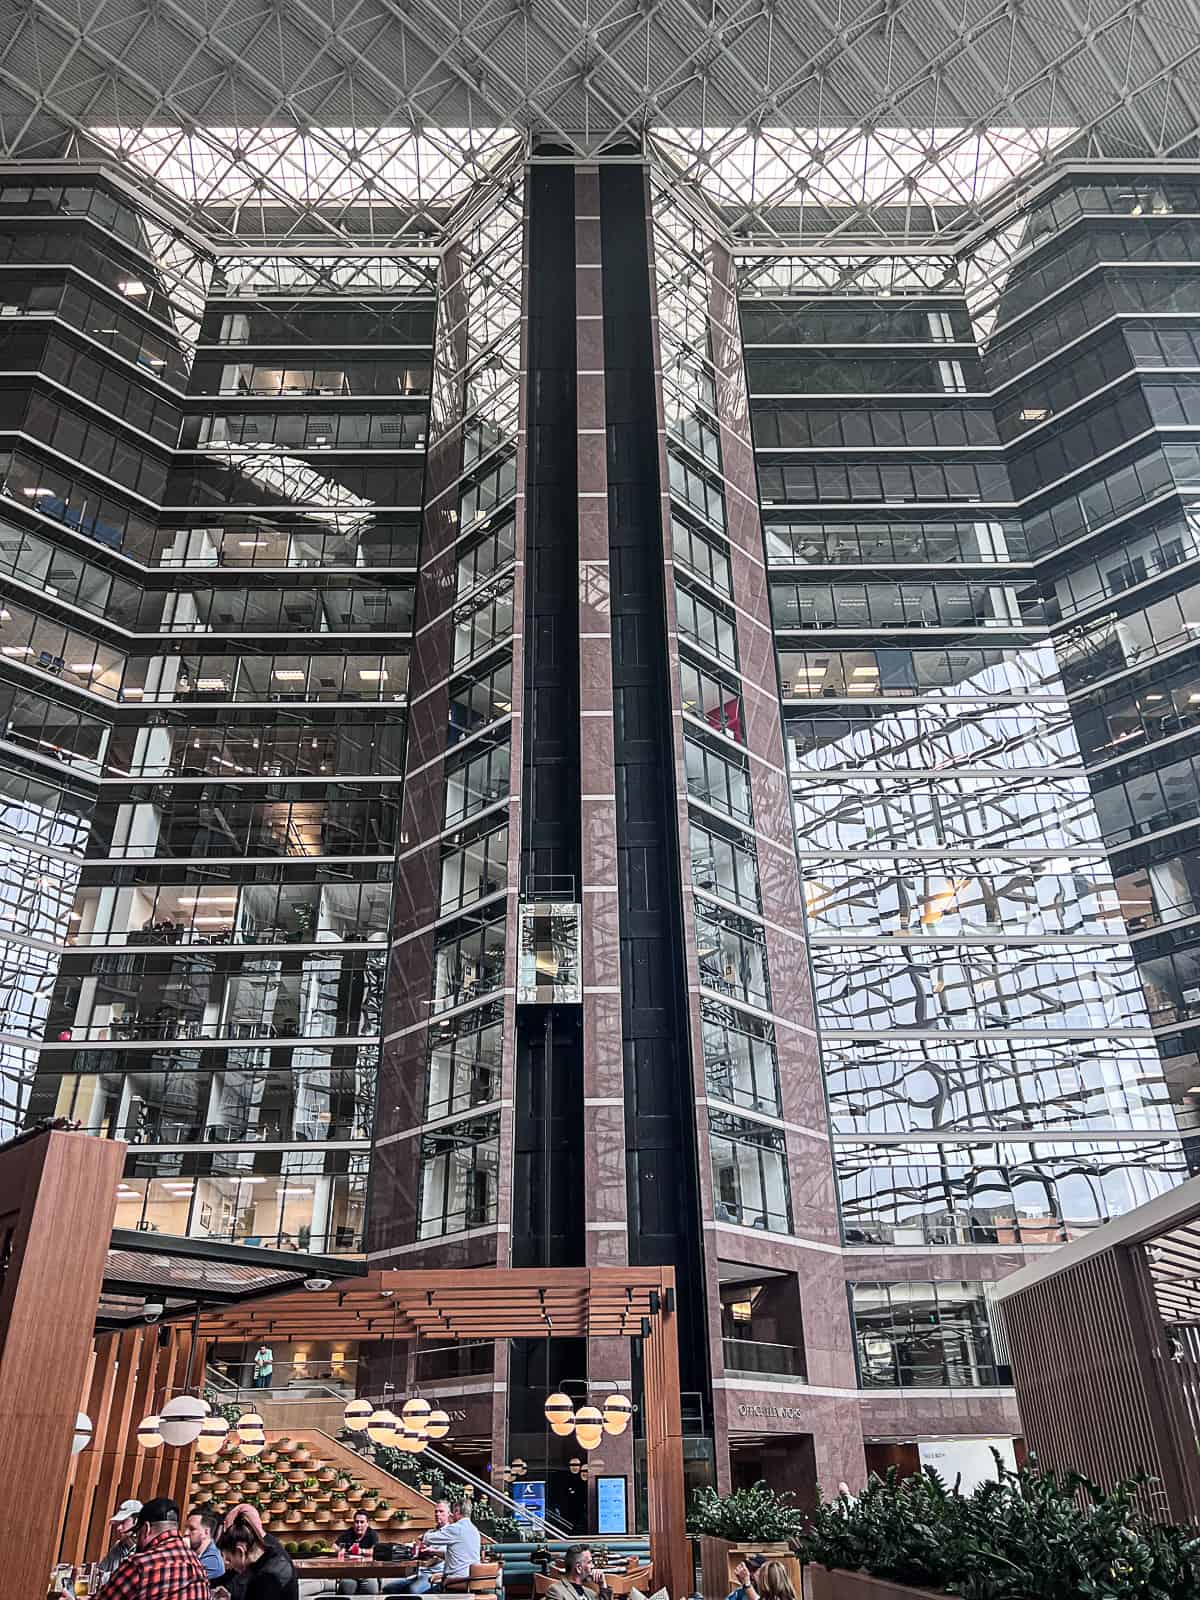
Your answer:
[190,1429,439,1548]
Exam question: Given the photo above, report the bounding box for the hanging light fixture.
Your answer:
[136,1414,163,1450]
[236,1411,266,1457]
[402,1396,431,1435]
[425,1409,451,1442]
[196,1416,230,1456]
[159,1394,209,1447]
[601,1394,633,1435]
[543,1392,575,1428]
[366,1408,400,1446]
[397,1422,428,1454]
[573,1404,604,1451]
[344,1398,373,1432]
[72,1412,93,1456]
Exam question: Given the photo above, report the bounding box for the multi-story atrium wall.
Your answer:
[9,146,1200,1499]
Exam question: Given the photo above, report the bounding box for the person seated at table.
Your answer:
[216,1513,298,1600]
[727,1557,764,1600]
[186,1507,226,1582]
[101,1498,210,1600]
[95,1499,143,1587]
[735,1561,795,1600]
[388,1498,451,1594]
[334,1511,401,1596]
[543,1546,613,1600]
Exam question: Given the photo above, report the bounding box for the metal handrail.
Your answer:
[421,1443,571,1539]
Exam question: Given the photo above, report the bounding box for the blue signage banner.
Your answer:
[511,1480,546,1524]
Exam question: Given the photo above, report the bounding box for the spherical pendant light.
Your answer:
[425,1409,451,1441]
[402,1396,432,1435]
[400,1424,429,1454]
[366,1408,400,1446]
[543,1392,575,1427]
[137,1414,163,1450]
[550,1420,576,1438]
[159,1394,208,1447]
[573,1404,604,1451]
[196,1415,230,1456]
[72,1412,93,1456]
[236,1411,265,1456]
[344,1398,373,1432]
[601,1394,633,1435]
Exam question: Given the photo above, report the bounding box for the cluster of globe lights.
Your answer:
[543,1392,632,1450]
[130,1398,267,1455]
[343,1395,452,1454]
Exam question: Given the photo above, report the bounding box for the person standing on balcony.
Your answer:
[252,1343,274,1389]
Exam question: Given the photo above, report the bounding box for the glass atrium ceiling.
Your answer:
[0,0,1198,245]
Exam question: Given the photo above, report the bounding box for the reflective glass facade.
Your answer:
[5,160,1200,1496]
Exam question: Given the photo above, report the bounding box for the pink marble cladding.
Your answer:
[858,1389,1022,1443]
[371,203,528,1263]
[642,194,863,1483]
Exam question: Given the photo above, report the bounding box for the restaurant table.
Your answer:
[294,1556,422,1580]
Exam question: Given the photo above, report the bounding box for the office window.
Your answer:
[425,1007,503,1120]
[448,660,514,743]
[440,824,509,915]
[452,580,514,668]
[695,906,770,1009]
[672,515,733,597]
[850,1281,1004,1389]
[709,1112,792,1234]
[676,582,738,668]
[431,916,506,1013]
[701,1002,780,1116]
[418,1114,500,1237]
[456,516,516,599]
[690,820,760,912]
[684,737,752,824]
[444,740,509,827]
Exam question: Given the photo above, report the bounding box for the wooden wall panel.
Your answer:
[60,1325,203,1563]
[1001,1246,1200,1524]
[0,1130,124,1598]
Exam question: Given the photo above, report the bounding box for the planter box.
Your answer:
[805,1568,957,1600]
[698,1538,802,1600]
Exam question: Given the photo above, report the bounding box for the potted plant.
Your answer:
[689,1482,806,1600]
[798,1462,1200,1600]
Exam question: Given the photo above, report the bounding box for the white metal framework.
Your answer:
[1,0,1200,246]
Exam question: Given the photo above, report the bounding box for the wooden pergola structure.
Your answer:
[199,1266,689,1596]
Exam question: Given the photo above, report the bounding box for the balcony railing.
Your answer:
[722,1337,805,1379]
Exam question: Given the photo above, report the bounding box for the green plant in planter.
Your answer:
[687,1481,807,1544]
[797,1461,1200,1600]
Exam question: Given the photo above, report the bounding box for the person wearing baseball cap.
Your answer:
[95,1501,143,1587]
[100,1498,209,1600]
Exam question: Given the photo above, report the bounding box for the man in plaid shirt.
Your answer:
[101,1498,210,1599]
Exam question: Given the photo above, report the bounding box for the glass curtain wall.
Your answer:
[13,196,435,1251]
[739,270,1186,1410]
[975,176,1200,1170]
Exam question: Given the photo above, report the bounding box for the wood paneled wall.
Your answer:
[1000,1246,1200,1524]
[642,1283,689,1600]
[0,1129,124,1600]
[60,1324,203,1563]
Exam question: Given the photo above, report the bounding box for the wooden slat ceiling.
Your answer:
[1150,1221,1200,1326]
[197,1267,671,1342]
